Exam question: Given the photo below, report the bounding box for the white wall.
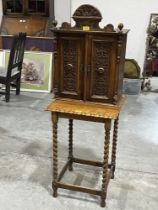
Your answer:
[55,0,158,72]
[54,0,71,26]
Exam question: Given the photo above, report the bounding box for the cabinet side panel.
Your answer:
[117,34,128,99]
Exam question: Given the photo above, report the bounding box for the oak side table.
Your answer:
[46,97,125,207]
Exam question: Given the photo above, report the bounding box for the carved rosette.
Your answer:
[73,4,101,17]
[92,42,112,96]
[72,4,102,29]
[63,40,77,92]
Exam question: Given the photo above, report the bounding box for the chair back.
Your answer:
[7,32,26,78]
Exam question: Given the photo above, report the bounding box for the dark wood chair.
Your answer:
[0,32,26,102]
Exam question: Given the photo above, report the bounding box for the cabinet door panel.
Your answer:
[58,36,84,100]
[86,37,117,103]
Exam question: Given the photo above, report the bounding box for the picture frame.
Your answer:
[149,13,158,26]
[5,51,53,92]
[0,50,5,67]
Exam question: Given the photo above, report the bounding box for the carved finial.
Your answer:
[117,23,124,32]
[52,20,58,28]
[104,24,114,32]
[61,22,71,29]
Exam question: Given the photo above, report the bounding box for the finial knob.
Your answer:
[117,23,124,32]
[52,20,58,28]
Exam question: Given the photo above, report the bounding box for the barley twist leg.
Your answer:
[111,116,119,179]
[68,119,73,171]
[51,113,58,197]
[101,119,111,207]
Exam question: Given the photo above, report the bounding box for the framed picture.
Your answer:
[149,13,158,26]
[148,13,158,36]
[0,50,5,67]
[5,51,53,92]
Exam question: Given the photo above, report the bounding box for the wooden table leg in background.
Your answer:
[68,119,73,171]
[51,112,58,197]
[111,115,119,179]
[101,119,111,207]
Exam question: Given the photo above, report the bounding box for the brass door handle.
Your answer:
[66,63,73,70]
[97,67,105,74]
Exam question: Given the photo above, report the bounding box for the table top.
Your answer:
[46,97,126,121]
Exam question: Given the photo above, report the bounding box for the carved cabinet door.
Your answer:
[58,35,84,100]
[85,35,117,103]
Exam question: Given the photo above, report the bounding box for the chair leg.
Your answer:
[16,78,21,95]
[5,84,10,102]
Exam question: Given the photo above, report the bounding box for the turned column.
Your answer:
[68,119,73,171]
[111,115,119,179]
[101,119,111,207]
[51,112,58,197]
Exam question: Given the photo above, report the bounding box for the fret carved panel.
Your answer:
[62,40,77,92]
[73,4,101,17]
[92,42,112,96]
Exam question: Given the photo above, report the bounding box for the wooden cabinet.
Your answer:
[2,0,49,16]
[52,5,129,104]
[0,16,49,36]
[0,0,55,37]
